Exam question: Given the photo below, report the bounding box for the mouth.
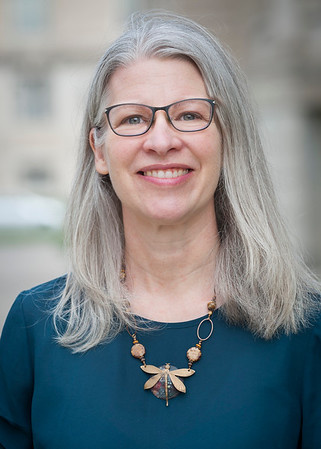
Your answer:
[139,168,192,179]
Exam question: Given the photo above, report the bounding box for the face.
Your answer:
[90,57,222,227]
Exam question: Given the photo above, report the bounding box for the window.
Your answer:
[12,0,50,33]
[16,73,51,119]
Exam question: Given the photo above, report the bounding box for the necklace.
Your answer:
[128,296,216,406]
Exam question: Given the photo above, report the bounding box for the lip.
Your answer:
[137,163,193,172]
[136,164,194,186]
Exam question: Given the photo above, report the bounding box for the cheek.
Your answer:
[103,139,120,174]
[202,133,222,169]
[202,137,222,196]
[106,136,140,180]
[212,132,222,169]
[106,169,126,204]
[105,134,131,169]
[104,146,132,200]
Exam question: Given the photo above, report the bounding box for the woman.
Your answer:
[0,11,320,449]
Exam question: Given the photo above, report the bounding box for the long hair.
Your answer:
[54,11,320,352]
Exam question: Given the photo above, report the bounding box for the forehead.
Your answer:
[106,57,208,105]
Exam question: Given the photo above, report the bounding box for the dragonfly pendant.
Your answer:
[141,363,195,406]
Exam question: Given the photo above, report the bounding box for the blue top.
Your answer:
[0,276,320,449]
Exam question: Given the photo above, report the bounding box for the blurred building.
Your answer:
[0,0,320,269]
[0,0,136,327]
[0,0,133,198]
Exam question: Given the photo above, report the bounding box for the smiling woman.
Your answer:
[90,58,222,228]
[0,10,321,449]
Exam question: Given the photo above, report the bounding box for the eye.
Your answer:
[180,112,200,121]
[122,115,144,125]
[176,111,204,122]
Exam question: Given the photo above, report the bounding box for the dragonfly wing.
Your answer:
[169,374,186,393]
[170,368,195,377]
[141,365,162,375]
[144,373,162,390]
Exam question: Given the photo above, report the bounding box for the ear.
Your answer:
[89,128,109,175]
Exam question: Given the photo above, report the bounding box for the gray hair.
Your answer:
[54,11,320,352]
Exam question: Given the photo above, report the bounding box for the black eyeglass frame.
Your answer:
[104,98,216,137]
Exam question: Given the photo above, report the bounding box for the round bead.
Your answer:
[207,300,216,311]
[187,346,202,362]
[131,343,145,359]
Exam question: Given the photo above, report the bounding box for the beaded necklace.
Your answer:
[128,297,216,406]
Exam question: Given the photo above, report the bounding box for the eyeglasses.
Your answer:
[104,98,215,137]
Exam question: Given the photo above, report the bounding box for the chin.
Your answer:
[146,208,193,226]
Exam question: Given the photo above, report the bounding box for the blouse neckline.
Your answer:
[133,307,220,330]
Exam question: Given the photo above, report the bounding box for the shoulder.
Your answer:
[306,308,321,344]
[305,293,321,338]
[291,292,321,343]
[4,275,67,329]
[293,305,321,370]
[19,275,67,301]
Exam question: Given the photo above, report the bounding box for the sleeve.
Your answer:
[0,294,34,449]
[301,315,321,448]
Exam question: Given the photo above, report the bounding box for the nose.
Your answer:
[142,111,182,155]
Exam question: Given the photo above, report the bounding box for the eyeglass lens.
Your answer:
[107,99,213,136]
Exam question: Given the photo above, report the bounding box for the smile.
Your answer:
[142,169,190,179]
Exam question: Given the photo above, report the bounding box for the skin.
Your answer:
[90,57,222,321]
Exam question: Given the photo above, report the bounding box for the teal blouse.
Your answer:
[0,276,320,448]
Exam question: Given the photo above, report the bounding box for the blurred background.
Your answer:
[0,0,320,330]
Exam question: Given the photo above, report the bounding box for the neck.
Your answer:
[123,207,220,322]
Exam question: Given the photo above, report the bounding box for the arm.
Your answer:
[0,294,34,449]
[301,314,321,448]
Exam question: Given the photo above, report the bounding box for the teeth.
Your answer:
[144,169,189,178]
